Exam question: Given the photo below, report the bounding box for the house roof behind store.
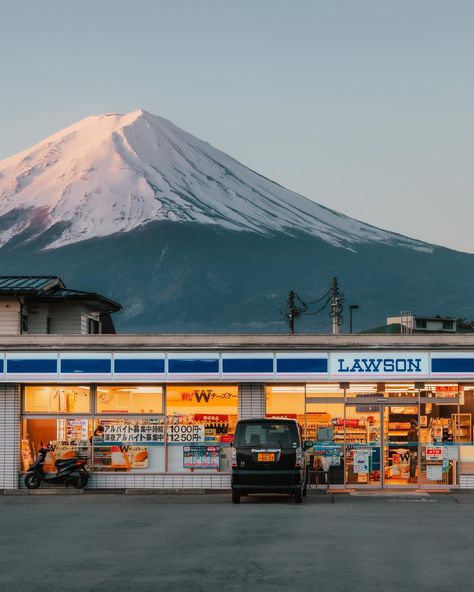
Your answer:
[39,287,122,312]
[0,276,121,312]
[0,276,63,293]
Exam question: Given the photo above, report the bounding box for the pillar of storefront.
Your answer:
[0,384,21,490]
[238,383,265,419]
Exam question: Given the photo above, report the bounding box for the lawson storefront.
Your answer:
[2,335,474,491]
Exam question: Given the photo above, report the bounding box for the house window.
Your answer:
[88,318,100,334]
[46,317,52,334]
[442,320,454,330]
[415,319,427,329]
[21,314,29,333]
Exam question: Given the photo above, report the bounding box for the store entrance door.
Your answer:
[345,400,420,489]
[344,402,384,488]
[384,401,420,489]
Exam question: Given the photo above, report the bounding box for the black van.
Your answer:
[231,418,313,504]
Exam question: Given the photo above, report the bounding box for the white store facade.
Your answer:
[2,334,474,492]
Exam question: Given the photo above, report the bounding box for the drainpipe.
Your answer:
[15,295,24,334]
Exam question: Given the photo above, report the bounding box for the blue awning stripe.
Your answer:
[276,358,327,373]
[223,358,273,373]
[168,359,219,374]
[61,359,112,374]
[114,359,165,374]
[432,358,474,373]
[7,359,57,373]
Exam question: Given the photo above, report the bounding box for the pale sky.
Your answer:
[1,1,473,252]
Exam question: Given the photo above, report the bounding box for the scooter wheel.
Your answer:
[71,474,89,489]
[24,473,41,489]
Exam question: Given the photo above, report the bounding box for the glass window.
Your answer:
[24,385,90,414]
[344,383,380,399]
[421,384,461,399]
[234,420,299,447]
[266,386,305,421]
[305,384,344,398]
[96,386,163,414]
[166,385,238,472]
[91,418,166,473]
[21,418,92,472]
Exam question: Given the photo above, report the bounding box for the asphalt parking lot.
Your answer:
[1,492,474,592]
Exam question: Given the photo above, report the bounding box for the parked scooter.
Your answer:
[24,446,89,489]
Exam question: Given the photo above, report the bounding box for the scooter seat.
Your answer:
[55,458,77,467]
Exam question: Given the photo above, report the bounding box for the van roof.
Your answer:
[237,418,298,424]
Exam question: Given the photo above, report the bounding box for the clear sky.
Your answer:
[1,1,473,252]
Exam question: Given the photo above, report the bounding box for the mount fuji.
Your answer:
[0,109,472,332]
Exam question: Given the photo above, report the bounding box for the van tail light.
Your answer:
[231,447,237,468]
[295,447,303,468]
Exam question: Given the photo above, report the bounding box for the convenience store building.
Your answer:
[2,333,474,492]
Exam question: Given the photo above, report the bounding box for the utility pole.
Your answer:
[286,290,306,334]
[330,277,342,335]
[287,290,297,334]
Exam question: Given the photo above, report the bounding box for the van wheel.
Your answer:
[294,485,303,504]
[232,490,241,504]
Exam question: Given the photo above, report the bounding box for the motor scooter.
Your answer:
[24,446,89,489]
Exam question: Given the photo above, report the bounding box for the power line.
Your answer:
[283,278,344,334]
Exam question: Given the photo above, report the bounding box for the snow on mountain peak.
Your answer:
[0,109,430,251]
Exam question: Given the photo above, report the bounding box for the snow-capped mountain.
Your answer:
[0,109,472,333]
[0,109,429,252]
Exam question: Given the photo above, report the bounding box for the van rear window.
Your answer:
[234,422,298,447]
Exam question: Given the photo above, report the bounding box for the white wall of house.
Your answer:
[0,299,21,335]
[25,302,50,333]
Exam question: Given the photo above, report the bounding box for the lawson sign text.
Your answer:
[330,352,429,377]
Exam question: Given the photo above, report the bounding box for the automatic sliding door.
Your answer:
[384,402,420,488]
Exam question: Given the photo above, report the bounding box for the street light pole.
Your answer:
[349,305,359,334]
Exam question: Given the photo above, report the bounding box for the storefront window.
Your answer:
[92,417,166,472]
[266,386,305,421]
[166,385,238,472]
[96,385,163,414]
[21,418,91,472]
[23,386,90,413]
[422,384,462,398]
[305,384,344,398]
[344,383,378,398]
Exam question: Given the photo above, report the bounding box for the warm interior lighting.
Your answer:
[269,386,305,393]
[347,384,378,393]
[306,384,342,393]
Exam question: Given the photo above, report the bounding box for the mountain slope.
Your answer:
[0,221,471,333]
[0,109,429,252]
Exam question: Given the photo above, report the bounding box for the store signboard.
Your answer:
[102,422,206,444]
[167,424,206,443]
[183,445,220,469]
[102,423,165,443]
[330,352,429,379]
[166,385,238,408]
[426,447,443,461]
[353,448,370,473]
